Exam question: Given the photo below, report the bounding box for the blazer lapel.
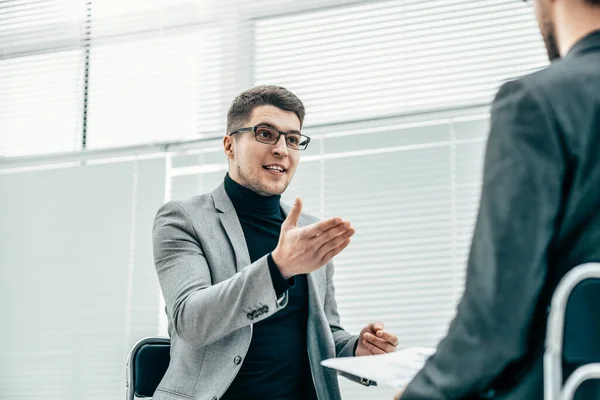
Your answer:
[212,183,251,273]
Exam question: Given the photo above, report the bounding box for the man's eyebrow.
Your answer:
[255,121,301,135]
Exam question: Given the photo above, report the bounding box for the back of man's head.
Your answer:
[226,85,305,135]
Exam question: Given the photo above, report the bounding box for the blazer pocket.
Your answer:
[155,387,196,400]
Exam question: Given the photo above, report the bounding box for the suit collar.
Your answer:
[211,184,314,272]
[211,182,234,213]
[212,183,250,271]
[212,182,311,222]
[566,29,600,59]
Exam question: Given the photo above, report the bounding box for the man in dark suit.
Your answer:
[396,0,600,399]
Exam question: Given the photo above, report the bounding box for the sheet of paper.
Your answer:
[321,347,435,388]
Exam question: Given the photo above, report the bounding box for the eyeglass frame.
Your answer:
[229,125,312,150]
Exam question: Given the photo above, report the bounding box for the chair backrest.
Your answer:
[126,337,171,400]
[544,263,600,400]
[563,277,600,364]
[562,275,600,400]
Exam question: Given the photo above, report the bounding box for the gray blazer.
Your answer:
[152,183,359,400]
[402,31,600,400]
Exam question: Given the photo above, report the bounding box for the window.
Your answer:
[254,0,547,126]
[1,1,549,399]
[0,0,83,157]
[86,27,224,148]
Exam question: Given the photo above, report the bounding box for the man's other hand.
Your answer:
[355,322,399,356]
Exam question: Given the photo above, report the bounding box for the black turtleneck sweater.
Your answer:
[221,174,317,400]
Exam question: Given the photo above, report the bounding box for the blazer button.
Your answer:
[234,355,242,365]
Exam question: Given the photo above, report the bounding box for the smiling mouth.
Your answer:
[263,165,287,173]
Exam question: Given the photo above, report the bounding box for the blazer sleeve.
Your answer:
[323,260,359,358]
[401,79,566,399]
[153,201,288,348]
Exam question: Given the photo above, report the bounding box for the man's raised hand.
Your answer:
[272,197,354,279]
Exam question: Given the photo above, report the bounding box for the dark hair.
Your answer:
[226,85,305,134]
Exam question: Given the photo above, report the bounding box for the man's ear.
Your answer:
[223,135,234,160]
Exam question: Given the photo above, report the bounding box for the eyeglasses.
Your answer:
[229,125,311,150]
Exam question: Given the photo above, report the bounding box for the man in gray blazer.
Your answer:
[153,85,399,400]
[396,0,600,399]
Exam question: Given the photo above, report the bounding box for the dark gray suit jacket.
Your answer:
[402,31,600,400]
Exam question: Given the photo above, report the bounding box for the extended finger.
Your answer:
[319,229,354,259]
[321,237,351,264]
[304,217,344,238]
[363,332,396,353]
[283,197,302,227]
[316,223,353,249]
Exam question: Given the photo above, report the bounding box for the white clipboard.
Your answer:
[321,347,435,388]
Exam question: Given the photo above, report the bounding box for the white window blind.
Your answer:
[86,27,224,148]
[254,0,548,126]
[1,0,241,156]
[85,0,228,149]
[0,0,82,55]
[1,1,551,400]
[0,0,84,157]
[90,0,216,38]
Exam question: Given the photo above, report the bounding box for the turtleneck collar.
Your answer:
[224,173,282,217]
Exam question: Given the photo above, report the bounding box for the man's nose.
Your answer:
[272,134,288,157]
